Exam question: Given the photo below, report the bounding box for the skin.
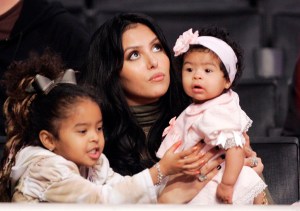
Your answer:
[182,50,250,204]
[121,23,170,106]
[39,98,204,186]
[116,23,264,203]
[0,0,19,15]
[48,99,104,167]
[182,50,230,103]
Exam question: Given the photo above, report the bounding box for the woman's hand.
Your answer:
[158,160,222,204]
[158,141,202,176]
[158,141,223,204]
[244,156,264,176]
[243,132,264,175]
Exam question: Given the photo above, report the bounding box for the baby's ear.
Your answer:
[39,130,56,151]
[224,80,231,89]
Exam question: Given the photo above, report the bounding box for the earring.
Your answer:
[49,147,55,152]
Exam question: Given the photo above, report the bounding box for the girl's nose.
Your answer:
[90,131,99,142]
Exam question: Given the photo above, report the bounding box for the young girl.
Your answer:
[0,51,202,203]
[156,28,268,204]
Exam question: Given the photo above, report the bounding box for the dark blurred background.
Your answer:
[51,0,300,138]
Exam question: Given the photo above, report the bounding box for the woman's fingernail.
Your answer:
[199,152,205,157]
[217,165,222,170]
[221,154,226,159]
[176,141,182,147]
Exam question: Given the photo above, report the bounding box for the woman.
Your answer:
[79,12,266,203]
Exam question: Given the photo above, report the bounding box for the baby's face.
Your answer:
[53,99,104,167]
[182,50,231,104]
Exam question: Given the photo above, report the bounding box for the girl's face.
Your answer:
[53,99,104,167]
[120,23,170,106]
[182,50,231,104]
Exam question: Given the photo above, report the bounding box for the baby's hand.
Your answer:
[216,182,234,204]
[159,141,201,176]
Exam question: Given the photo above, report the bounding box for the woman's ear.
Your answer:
[39,130,56,151]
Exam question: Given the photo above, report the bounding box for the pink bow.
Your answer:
[162,117,177,137]
[173,28,199,56]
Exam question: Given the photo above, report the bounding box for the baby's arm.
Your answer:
[216,146,244,204]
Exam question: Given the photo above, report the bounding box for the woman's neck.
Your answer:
[130,102,160,136]
[0,0,20,15]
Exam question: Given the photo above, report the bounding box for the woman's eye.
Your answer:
[129,51,140,60]
[153,44,162,52]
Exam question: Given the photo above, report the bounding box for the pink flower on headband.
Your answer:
[173,29,199,57]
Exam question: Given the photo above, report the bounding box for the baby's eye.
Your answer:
[97,126,103,132]
[205,69,212,73]
[153,43,162,52]
[129,51,140,60]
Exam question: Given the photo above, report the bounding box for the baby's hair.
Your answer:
[0,50,100,201]
[175,27,244,89]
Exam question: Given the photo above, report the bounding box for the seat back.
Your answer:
[96,9,262,79]
[234,79,277,136]
[251,136,300,204]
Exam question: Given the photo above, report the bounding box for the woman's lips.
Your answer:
[149,72,165,82]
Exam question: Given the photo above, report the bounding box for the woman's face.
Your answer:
[120,23,170,106]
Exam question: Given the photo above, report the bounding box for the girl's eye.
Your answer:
[129,51,140,60]
[153,43,162,52]
[97,126,103,132]
[184,67,193,72]
[205,69,212,73]
[78,130,87,134]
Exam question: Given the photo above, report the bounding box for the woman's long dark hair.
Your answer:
[79,13,188,175]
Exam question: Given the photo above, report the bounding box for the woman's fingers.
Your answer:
[197,165,221,185]
[199,156,223,175]
[182,155,223,176]
[244,145,257,158]
[244,156,264,175]
[177,145,201,159]
[168,140,182,152]
[197,146,222,165]
[243,132,250,146]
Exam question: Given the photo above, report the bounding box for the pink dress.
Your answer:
[156,90,267,204]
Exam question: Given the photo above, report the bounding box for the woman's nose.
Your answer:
[147,54,158,70]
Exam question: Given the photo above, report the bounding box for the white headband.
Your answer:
[173,29,238,82]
